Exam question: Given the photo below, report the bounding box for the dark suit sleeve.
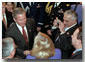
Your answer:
[54,30,72,50]
[16,46,25,58]
[26,18,37,50]
[58,33,72,50]
[55,24,78,50]
[5,24,26,58]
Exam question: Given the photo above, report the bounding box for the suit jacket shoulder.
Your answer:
[70,51,82,59]
[55,24,78,50]
[6,22,35,58]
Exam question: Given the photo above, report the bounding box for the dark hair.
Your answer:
[5,2,15,5]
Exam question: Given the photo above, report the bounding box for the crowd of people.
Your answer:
[2,2,82,59]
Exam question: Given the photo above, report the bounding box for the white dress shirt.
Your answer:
[16,23,28,38]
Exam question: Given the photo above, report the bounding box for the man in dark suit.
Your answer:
[17,2,46,32]
[44,2,71,36]
[6,8,36,59]
[71,27,82,59]
[2,2,14,38]
[54,10,78,59]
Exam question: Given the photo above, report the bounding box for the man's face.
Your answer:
[63,14,75,28]
[14,13,27,27]
[71,28,79,46]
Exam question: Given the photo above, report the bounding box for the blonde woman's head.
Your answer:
[31,32,55,59]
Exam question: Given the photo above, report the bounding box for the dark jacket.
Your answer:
[54,24,78,59]
[2,10,14,38]
[70,51,82,59]
[6,18,36,58]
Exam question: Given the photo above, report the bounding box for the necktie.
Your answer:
[22,27,28,45]
[3,16,7,29]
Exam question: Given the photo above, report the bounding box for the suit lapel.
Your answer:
[66,24,78,35]
[14,23,26,44]
[72,51,82,58]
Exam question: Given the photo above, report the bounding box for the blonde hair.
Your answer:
[30,32,55,59]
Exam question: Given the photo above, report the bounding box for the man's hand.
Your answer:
[54,17,62,27]
[24,50,30,55]
[59,22,65,33]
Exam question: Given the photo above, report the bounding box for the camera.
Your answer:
[56,19,61,26]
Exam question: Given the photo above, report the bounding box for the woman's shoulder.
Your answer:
[48,48,61,59]
[55,48,61,57]
[55,48,61,52]
[26,54,36,59]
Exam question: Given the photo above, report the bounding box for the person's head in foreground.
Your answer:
[2,37,16,59]
[30,32,55,59]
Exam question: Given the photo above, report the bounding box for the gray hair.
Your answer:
[64,10,78,21]
[12,7,26,18]
[2,37,14,57]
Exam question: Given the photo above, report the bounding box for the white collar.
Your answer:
[65,23,77,31]
[16,23,24,29]
[16,23,27,34]
[73,48,82,54]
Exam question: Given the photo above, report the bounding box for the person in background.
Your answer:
[71,27,82,59]
[2,2,14,38]
[2,37,16,59]
[5,8,36,59]
[54,10,78,59]
[44,2,71,36]
[26,32,61,59]
[16,2,46,32]
[6,2,15,13]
